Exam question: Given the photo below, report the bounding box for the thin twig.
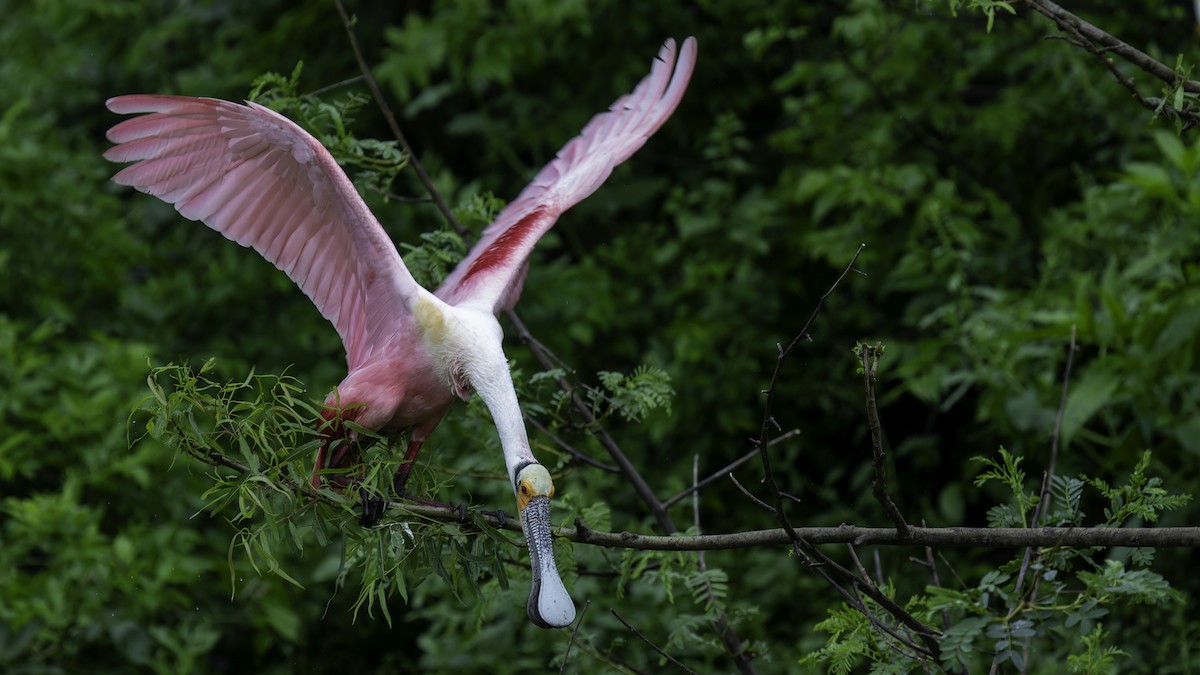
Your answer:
[691,454,728,665]
[374,188,432,203]
[692,456,704,575]
[663,430,800,509]
[610,610,699,675]
[528,416,621,473]
[570,637,651,675]
[1017,325,1078,668]
[860,342,910,537]
[1037,324,1077,527]
[847,544,873,587]
[753,244,866,542]
[305,74,366,98]
[558,599,589,675]
[921,520,953,633]
[728,472,776,514]
[779,489,803,505]
[847,580,932,659]
[332,0,466,235]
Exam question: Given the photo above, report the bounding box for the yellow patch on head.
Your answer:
[516,464,555,511]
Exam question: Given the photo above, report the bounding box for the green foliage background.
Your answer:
[4,0,1200,672]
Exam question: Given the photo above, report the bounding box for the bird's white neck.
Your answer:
[469,347,537,488]
[414,294,535,487]
[414,287,574,628]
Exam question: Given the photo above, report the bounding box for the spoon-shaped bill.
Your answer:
[521,495,575,628]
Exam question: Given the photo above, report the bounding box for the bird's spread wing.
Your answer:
[436,37,697,312]
[105,95,421,370]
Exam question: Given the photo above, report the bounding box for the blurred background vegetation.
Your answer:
[4,0,1200,672]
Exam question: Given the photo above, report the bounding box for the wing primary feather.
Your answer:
[436,37,696,312]
[105,95,423,368]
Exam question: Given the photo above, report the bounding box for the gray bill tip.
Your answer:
[521,495,575,628]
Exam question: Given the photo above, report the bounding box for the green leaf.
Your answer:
[1060,368,1121,447]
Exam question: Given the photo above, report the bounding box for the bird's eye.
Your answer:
[520,484,528,494]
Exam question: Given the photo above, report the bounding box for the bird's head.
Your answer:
[514,463,575,628]
[516,462,556,509]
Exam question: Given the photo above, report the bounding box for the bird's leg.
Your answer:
[390,413,446,498]
[309,418,388,526]
[310,408,360,491]
[390,436,427,498]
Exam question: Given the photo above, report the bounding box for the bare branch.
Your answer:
[1025,0,1200,93]
[557,524,1200,551]
[528,416,621,474]
[860,342,910,537]
[1025,0,1200,126]
[332,0,466,234]
[1016,326,1079,666]
[558,599,589,675]
[664,430,800,509]
[753,244,867,541]
[185,448,1200,551]
[611,610,699,675]
[847,544,871,586]
[728,472,776,514]
[920,520,953,633]
[1037,325,1077,527]
[848,580,932,659]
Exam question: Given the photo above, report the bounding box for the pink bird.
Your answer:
[105,37,696,628]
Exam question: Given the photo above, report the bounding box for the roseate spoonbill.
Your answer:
[105,37,696,628]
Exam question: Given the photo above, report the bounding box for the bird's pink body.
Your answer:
[331,347,450,432]
[311,338,452,487]
[105,37,697,627]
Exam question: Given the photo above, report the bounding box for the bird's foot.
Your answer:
[394,493,469,521]
[482,508,511,529]
[361,473,471,525]
[359,489,387,528]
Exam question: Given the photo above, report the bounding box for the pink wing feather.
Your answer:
[436,37,697,311]
[104,95,420,370]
